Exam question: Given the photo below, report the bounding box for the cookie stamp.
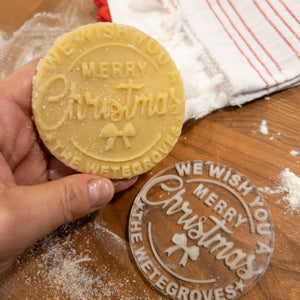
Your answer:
[32,23,185,178]
[129,161,274,299]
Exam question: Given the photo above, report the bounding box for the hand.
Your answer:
[0,59,137,274]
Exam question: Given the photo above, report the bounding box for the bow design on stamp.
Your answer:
[101,122,136,151]
[165,233,200,267]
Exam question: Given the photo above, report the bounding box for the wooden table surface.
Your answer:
[0,1,299,299]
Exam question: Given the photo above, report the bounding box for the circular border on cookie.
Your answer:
[32,23,185,179]
[128,161,274,299]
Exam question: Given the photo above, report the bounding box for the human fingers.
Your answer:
[48,156,138,192]
[0,174,114,273]
[0,58,40,115]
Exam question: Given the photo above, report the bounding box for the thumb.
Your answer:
[2,174,114,251]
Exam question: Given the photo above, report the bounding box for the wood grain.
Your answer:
[0,1,299,299]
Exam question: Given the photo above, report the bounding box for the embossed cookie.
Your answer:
[32,23,185,179]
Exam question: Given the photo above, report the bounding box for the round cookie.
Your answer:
[32,23,185,179]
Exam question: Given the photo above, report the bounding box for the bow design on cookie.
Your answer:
[101,122,136,151]
[165,233,200,267]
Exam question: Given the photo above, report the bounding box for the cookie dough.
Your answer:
[32,23,185,178]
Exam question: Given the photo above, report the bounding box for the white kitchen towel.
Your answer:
[107,0,300,121]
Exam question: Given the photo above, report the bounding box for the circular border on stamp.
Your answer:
[129,161,274,299]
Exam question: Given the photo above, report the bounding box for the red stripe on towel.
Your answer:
[253,0,300,59]
[217,0,278,86]
[266,0,300,42]
[279,0,300,25]
[206,0,270,89]
[228,0,283,76]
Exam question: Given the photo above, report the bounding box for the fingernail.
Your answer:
[88,179,114,209]
[112,176,138,193]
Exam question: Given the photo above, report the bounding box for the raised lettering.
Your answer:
[134,246,149,263]
[193,183,210,200]
[176,162,191,176]
[131,232,143,243]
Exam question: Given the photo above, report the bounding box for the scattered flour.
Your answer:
[259,120,269,135]
[1,218,154,299]
[280,168,300,211]
[35,242,112,299]
[259,168,300,213]
[252,120,281,139]
[0,0,96,80]
[290,150,300,157]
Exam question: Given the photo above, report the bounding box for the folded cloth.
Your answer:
[104,0,300,121]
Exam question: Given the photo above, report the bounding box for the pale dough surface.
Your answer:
[32,23,185,178]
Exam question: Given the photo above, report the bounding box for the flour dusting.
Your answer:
[279,168,300,211]
[1,216,154,299]
[259,120,269,135]
[259,168,300,213]
[0,0,96,80]
[290,150,300,157]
